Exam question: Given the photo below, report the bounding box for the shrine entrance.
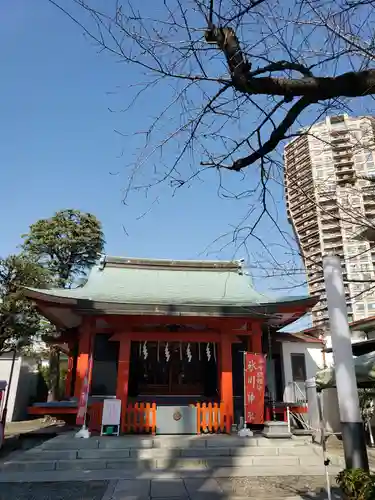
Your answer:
[128,341,218,400]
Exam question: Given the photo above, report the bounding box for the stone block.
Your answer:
[252,456,299,466]
[155,458,207,470]
[262,421,292,439]
[155,438,206,449]
[42,438,99,450]
[181,448,230,457]
[99,438,150,449]
[106,460,145,470]
[184,478,223,495]
[131,448,181,460]
[112,479,150,500]
[206,437,256,448]
[206,456,254,467]
[298,455,326,466]
[151,478,188,498]
[230,446,278,456]
[78,448,130,459]
[23,450,78,461]
[1,461,56,472]
[277,445,315,456]
[56,459,104,471]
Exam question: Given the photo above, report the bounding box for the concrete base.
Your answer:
[262,421,292,439]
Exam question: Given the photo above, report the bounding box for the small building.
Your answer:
[274,330,324,403]
[25,256,316,434]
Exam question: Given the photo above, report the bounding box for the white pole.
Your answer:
[317,392,332,500]
[323,255,369,470]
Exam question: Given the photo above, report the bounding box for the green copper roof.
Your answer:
[26,256,269,306]
[25,256,316,326]
[24,256,317,328]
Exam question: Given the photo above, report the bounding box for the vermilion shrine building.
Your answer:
[26,256,317,434]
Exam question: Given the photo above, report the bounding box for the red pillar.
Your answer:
[74,318,93,398]
[251,323,263,354]
[117,336,131,433]
[220,334,233,432]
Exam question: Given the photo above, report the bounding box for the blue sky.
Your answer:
[1,0,368,311]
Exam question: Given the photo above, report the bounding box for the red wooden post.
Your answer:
[74,318,94,398]
[219,334,233,431]
[116,336,131,433]
[251,323,263,354]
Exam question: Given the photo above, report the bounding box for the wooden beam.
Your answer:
[251,322,263,353]
[102,315,250,331]
[109,331,243,343]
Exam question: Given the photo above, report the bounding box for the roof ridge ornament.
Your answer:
[98,254,106,270]
[237,258,245,275]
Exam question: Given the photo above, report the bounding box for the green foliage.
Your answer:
[38,358,68,400]
[21,209,105,288]
[0,255,50,353]
[336,469,375,500]
[359,389,375,424]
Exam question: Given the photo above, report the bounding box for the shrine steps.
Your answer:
[0,434,344,478]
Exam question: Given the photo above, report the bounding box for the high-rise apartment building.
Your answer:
[284,114,375,325]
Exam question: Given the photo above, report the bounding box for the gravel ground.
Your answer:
[0,481,109,500]
[216,476,342,499]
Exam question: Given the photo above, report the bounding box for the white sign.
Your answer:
[101,399,121,427]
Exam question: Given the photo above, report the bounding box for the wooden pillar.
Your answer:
[65,340,75,399]
[251,323,263,354]
[74,318,93,398]
[117,336,131,433]
[220,334,233,431]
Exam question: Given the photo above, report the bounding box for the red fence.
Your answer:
[196,402,230,434]
[122,403,157,434]
[87,401,229,434]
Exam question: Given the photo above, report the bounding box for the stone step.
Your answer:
[17,444,320,461]
[39,434,312,451]
[0,453,345,473]
[21,445,319,460]
[0,466,344,482]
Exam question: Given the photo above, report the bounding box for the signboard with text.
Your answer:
[244,352,266,425]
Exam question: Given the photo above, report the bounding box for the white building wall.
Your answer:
[281,342,325,402]
[0,354,22,422]
[0,354,38,422]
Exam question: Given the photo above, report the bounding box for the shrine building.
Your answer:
[25,256,317,434]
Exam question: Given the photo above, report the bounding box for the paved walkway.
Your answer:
[102,477,343,499]
[0,477,343,499]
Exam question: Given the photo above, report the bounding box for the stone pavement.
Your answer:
[0,476,342,500]
[0,477,342,500]
[101,477,343,500]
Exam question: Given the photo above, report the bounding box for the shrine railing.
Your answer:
[196,402,230,434]
[122,402,157,434]
[87,401,229,435]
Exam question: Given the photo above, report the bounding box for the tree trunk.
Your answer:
[47,347,60,402]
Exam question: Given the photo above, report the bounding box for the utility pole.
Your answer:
[323,255,369,470]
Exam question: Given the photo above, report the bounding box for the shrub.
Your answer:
[336,468,375,500]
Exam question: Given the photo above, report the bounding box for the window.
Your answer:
[291,353,307,382]
[355,303,365,311]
